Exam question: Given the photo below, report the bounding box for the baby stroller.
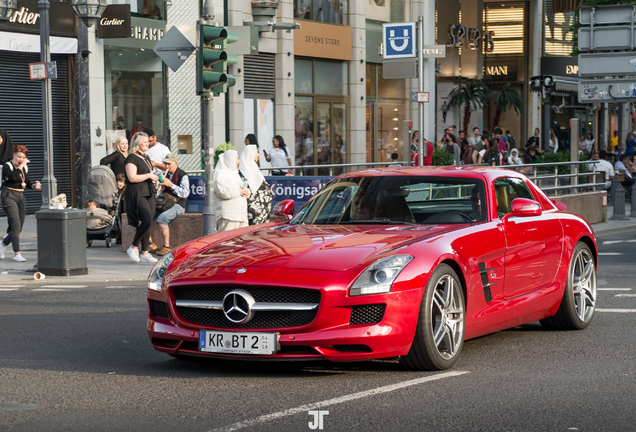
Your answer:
[85,165,122,248]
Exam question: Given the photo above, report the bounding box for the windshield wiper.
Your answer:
[341,219,419,226]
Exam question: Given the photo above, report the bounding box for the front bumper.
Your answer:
[147,267,424,361]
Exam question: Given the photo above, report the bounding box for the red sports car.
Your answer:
[147,166,597,370]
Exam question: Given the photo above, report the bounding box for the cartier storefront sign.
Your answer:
[97,5,131,39]
[294,20,352,61]
[2,0,76,38]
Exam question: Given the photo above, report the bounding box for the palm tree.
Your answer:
[448,79,492,136]
[492,83,523,130]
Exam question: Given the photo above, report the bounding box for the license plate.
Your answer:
[199,330,278,355]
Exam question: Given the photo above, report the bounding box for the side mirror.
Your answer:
[510,198,542,217]
[273,199,295,222]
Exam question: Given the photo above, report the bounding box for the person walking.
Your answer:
[124,132,159,263]
[154,154,189,256]
[0,130,14,166]
[144,128,170,173]
[239,145,272,225]
[265,135,292,175]
[0,145,41,262]
[100,136,128,177]
[213,150,250,232]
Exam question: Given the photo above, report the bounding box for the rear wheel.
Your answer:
[401,264,465,371]
[540,242,596,330]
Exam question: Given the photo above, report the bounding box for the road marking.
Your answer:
[32,289,66,292]
[598,288,632,291]
[0,288,18,291]
[40,285,88,289]
[210,371,469,432]
[0,285,26,288]
[615,294,636,297]
[602,239,636,245]
[596,309,636,313]
[0,401,38,411]
[598,252,623,256]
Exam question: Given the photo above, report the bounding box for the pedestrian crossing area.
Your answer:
[0,284,142,292]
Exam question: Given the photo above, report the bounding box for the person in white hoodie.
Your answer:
[213,150,250,232]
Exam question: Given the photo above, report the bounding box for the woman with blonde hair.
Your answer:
[239,145,272,225]
[123,132,158,263]
[100,135,129,176]
[213,150,250,232]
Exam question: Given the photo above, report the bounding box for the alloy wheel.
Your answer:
[430,274,464,360]
[572,248,596,322]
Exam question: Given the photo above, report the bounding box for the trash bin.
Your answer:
[36,209,88,276]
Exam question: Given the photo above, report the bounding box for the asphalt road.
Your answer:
[0,231,635,432]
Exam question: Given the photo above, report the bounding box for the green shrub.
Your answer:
[433,147,454,166]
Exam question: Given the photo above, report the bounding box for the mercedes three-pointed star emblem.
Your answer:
[222,289,256,324]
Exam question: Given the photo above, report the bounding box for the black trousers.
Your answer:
[132,195,155,252]
[1,189,26,253]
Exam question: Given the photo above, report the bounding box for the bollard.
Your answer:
[611,180,630,220]
[609,176,617,207]
[631,186,636,217]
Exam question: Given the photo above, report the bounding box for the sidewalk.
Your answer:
[1,207,635,285]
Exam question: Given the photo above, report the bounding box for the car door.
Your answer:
[495,177,564,300]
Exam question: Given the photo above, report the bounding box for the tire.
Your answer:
[105,235,112,248]
[401,264,466,371]
[540,242,596,331]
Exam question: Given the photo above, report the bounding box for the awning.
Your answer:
[0,31,77,54]
[553,77,578,93]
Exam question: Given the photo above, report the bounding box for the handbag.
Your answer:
[155,193,177,213]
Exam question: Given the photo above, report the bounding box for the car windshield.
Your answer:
[290,176,488,225]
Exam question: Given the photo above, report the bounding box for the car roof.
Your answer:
[339,165,529,182]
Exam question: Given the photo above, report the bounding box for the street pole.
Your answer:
[38,0,56,208]
[202,0,216,236]
[418,15,424,166]
[422,0,436,156]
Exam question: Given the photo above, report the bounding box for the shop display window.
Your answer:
[294,0,349,26]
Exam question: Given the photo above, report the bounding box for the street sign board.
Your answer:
[383,59,417,79]
[410,92,417,102]
[29,61,57,80]
[423,45,446,58]
[579,52,636,77]
[578,78,636,103]
[417,92,429,103]
[580,5,634,25]
[382,22,416,60]
[153,26,196,72]
[578,27,633,51]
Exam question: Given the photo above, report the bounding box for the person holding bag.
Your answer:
[239,144,272,225]
[124,132,158,263]
[153,154,189,256]
[213,150,250,232]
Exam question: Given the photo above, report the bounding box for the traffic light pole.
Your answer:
[202,0,216,236]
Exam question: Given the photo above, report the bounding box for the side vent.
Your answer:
[478,262,498,303]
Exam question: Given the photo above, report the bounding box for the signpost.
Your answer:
[417,92,429,103]
[578,52,636,77]
[29,62,57,80]
[578,78,636,103]
[153,26,196,72]
[382,22,416,59]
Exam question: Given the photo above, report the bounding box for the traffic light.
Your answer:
[196,23,238,95]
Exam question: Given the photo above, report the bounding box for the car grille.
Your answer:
[333,344,373,353]
[149,300,170,320]
[173,285,321,329]
[350,304,386,325]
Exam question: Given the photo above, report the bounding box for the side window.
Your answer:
[494,177,535,217]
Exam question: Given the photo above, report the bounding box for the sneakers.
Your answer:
[0,241,5,260]
[127,246,140,262]
[156,246,172,256]
[140,252,158,263]
[13,253,26,262]
[148,242,159,254]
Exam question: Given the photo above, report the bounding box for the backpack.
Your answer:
[508,136,517,149]
[463,145,474,164]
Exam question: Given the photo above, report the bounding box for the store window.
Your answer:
[293,0,349,25]
[294,59,349,175]
[366,64,409,164]
[104,49,166,147]
[109,0,165,20]
[485,3,525,55]
[543,0,576,56]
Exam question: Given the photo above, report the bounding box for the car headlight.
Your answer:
[148,252,174,291]
[349,255,413,296]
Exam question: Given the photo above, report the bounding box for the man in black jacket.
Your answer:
[0,130,13,165]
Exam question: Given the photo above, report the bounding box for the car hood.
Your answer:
[179,224,456,271]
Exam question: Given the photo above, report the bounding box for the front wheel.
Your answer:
[401,264,465,371]
[540,242,596,330]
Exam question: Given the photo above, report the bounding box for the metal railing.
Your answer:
[186,160,607,195]
[503,160,606,195]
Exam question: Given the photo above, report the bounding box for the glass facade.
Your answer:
[294,0,349,25]
[295,59,349,175]
[109,0,165,20]
[543,0,576,57]
[104,49,166,147]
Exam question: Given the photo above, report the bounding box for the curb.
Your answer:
[593,223,636,237]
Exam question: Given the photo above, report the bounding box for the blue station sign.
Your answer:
[383,22,417,60]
